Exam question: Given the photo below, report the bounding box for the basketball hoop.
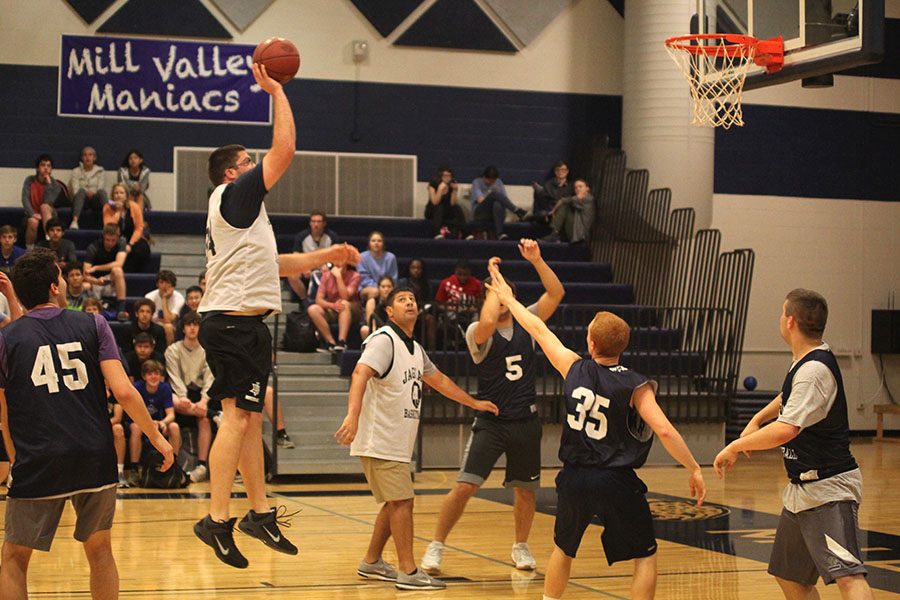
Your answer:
[665,34,784,128]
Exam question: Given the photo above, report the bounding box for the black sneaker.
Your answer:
[514,208,528,221]
[238,506,299,555]
[194,515,249,569]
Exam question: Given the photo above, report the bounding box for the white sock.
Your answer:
[117,464,124,475]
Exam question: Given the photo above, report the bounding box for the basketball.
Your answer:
[252,37,300,84]
[743,376,758,391]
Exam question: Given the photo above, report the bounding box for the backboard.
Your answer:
[693,0,885,89]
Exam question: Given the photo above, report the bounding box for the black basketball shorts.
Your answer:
[554,465,658,564]
[458,415,542,489]
[199,313,271,413]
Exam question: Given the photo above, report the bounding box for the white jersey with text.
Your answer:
[351,325,426,463]
[199,182,281,314]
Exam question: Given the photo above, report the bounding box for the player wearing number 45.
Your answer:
[485,262,706,600]
[0,248,174,599]
[422,239,564,576]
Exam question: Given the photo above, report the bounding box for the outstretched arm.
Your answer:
[256,64,296,191]
[486,262,579,378]
[633,384,705,505]
[714,421,799,478]
[518,239,564,320]
[279,244,361,278]
[423,370,498,415]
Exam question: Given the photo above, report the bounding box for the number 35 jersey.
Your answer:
[0,307,119,499]
[560,358,657,469]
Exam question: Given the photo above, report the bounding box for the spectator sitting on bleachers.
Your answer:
[145,270,184,345]
[360,275,394,340]
[68,145,108,230]
[104,182,150,272]
[357,230,398,305]
[36,218,77,269]
[426,166,466,239]
[128,360,180,479]
[0,271,22,328]
[83,223,129,321]
[124,332,166,382]
[468,166,527,241]
[165,311,214,484]
[64,262,97,311]
[82,297,103,315]
[0,225,25,272]
[288,211,340,305]
[308,263,361,353]
[125,298,167,353]
[21,154,68,247]
[435,258,483,331]
[397,258,436,349]
[530,160,574,228]
[542,178,595,245]
[118,149,151,211]
[175,285,203,341]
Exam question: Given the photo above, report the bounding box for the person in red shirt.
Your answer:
[21,154,68,247]
[308,263,362,352]
[435,258,483,331]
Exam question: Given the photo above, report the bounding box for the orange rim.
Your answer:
[664,33,759,57]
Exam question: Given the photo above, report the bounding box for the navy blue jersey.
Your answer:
[559,359,655,468]
[474,322,537,421]
[780,349,857,483]
[0,307,119,498]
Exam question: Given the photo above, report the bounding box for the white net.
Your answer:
[665,36,757,129]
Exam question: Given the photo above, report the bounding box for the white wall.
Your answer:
[712,194,900,430]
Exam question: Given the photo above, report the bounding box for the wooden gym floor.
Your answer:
[2,440,898,598]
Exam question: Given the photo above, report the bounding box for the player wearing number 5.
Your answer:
[0,248,174,599]
[422,239,564,575]
[485,262,706,600]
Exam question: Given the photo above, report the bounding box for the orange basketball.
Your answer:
[252,38,300,84]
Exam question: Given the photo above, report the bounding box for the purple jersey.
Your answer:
[0,307,119,498]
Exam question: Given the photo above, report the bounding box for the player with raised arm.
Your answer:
[485,262,706,600]
[0,248,174,599]
[194,62,360,568]
[422,239,564,575]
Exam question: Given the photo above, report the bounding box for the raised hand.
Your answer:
[484,262,514,304]
[330,243,361,267]
[252,63,283,96]
[517,238,541,263]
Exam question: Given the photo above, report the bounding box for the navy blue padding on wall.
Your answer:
[98,0,231,39]
[350,0,424,38]
[0,65,619,187]
[396,0,516,52]
[842,18,899,80]
[714,105,900,202]
[65,0,116,24]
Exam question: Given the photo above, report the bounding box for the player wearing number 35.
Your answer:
[485,261,707,600]
[0,248,174,599]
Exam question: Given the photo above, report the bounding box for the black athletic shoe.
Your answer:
[238,506,299,555]
[194,515,248,569]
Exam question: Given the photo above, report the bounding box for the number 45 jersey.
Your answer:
[560,358,657,469]
[0,307,118,498]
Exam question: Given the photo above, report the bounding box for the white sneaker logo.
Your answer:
[263,525,281,543]
[214,535,230,556]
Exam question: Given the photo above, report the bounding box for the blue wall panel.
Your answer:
[714,105,900,201]
[0,65,620,186]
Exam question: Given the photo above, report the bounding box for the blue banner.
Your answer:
[58,34,270,124]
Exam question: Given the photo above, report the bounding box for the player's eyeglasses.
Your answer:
[230,156,254,169]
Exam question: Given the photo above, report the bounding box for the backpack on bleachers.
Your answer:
[282,311,318,352]
[140,442,189,489]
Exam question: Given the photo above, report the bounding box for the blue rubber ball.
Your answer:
[743,376,758,391]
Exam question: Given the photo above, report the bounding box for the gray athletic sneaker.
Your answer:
[357,558,398,581]
[395,568,446,591]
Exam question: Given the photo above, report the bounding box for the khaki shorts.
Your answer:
[359,457,414,503]
[4,486,117,551]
